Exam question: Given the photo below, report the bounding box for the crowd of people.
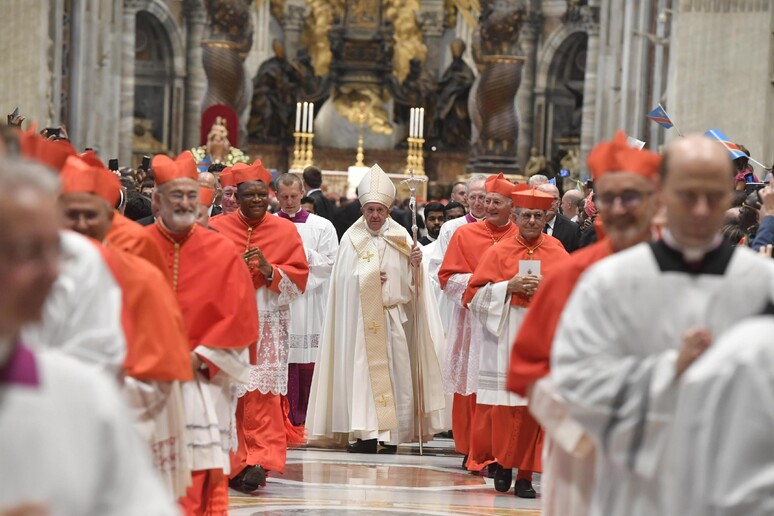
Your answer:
[0,116,773,516]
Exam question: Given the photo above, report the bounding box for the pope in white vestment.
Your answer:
[552,237,774,516]
[21,230,125,375]
[666,314,774,516]
[307,164,445,448]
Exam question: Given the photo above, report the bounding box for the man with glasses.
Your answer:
[437,173,518,470]
[146,152,260,514]
[550,134,774,516]
[464,186,568,497]
[509,131,661,516]
[210,162,309,493]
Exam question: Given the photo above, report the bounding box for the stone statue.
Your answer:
[248,39,297,144]
[289,48,331,104]
[560,147,581,191]
[191,117,249,172]
[524,147,547,177]
[201,0,253,130]
[388,57,436,132]
[434,39,474,150]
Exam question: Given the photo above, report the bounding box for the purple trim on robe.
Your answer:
[465,213,477,224]
[277,208,310,224]
[0,344,39,387]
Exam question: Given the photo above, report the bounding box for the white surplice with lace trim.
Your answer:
[236,270,304,397]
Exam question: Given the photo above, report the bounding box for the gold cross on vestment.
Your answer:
[368,321,381,334]
[376,395,391,407]
[362,251,374,262]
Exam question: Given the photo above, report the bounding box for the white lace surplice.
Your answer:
[237,270,302,397]
[441,272,482,395]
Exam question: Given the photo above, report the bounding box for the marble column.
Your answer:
[516,13,542,169]
[183,0,207,149]
[119,0,141,165]
[283,2,306,59]
[579,3,600,179]
[419,0,445,79]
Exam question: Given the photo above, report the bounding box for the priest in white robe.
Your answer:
[21,229,125,376]
[307,163,445,453]
[274,173,338,426]
[552,135,774,516]
[666,313,774,516]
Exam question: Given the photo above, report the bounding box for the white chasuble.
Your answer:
[307,217,445,444]
[552,241,774,516]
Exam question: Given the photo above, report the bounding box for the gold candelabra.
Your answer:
[291,131,314,169]
[406,136,425,176]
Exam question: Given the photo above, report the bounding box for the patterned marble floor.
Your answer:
[228,438,541,515]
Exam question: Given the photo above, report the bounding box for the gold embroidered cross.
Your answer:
[376,395,391,407]
[362,251,374,262]
[368,321,381,334]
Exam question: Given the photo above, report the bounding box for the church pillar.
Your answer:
[516,13,542,169]
[579,3,600,178]
[183,0,207,149]
[420,0,445,79]
[283,1,306,59]
[119,0,140,166]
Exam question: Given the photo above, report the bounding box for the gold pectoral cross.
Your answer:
[368,321,381,334]
[362,251,374,262]
[376,395,391,407]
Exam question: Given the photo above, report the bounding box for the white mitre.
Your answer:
[358,163,396,208]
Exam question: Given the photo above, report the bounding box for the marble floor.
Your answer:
[228,438,541,515]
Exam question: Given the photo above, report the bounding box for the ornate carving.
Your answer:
[420,11,445,38]
[385,0,428,82]
[201,0,254,131]
[468,0,529,172]
[284,4,306,30]
[270,0,286,22]
[443,0,457,28]
[524,147,548,177]
[191,117,249,167]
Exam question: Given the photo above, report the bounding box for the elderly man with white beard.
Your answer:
[146,152,259,514]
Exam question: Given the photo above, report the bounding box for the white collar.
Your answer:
[662,229,723,262]
[547,215,557,227]
[306,188,322,195]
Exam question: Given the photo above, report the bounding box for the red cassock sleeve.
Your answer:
[210,214,309,293]
[507,239,613,396]
[98,244,193,381]
[147,225,259,352]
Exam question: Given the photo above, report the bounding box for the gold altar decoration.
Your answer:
[301,0,427,130]
[333,85,394,135]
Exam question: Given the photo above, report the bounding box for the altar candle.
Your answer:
[419,108,425,138]
[295,102,301,132]
[409,108,415,138]
[308,102,314,133]
[302,102,309,134]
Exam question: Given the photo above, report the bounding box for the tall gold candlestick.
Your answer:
[292,132,302,169]
[304,132,314,166]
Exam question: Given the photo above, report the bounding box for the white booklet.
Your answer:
[519,260,541,276]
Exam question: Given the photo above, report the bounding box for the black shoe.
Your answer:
[462,454,469,470]
[378,443,398,454]
[514,478,537,498]
[346,438,378,454]
[487,462,499,479]
[229,465,266,493]
[493,465,513,493]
